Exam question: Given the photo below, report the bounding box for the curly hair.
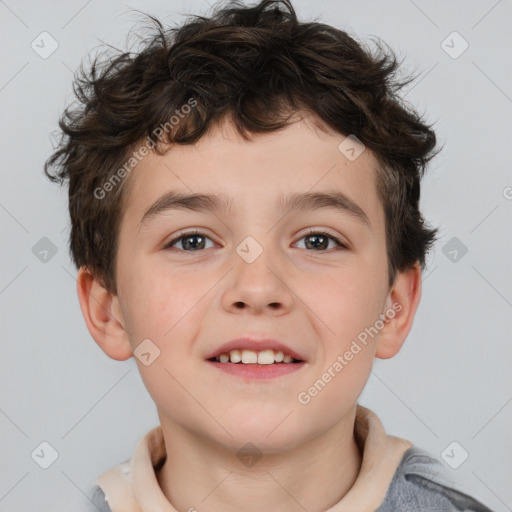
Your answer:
[44,0,441,295]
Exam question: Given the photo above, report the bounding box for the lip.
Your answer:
[206,360,306,379]
[205,337,306,362]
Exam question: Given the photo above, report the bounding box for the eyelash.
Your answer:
[163,229,347,252]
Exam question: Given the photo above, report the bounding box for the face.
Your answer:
[113,115,392,452]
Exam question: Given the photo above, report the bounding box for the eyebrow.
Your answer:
[140,190,371,229]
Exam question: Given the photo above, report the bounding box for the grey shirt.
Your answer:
[90,445,494,511]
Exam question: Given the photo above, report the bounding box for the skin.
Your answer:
[77,113,422,512]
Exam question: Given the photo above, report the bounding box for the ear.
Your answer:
[76,266,133,361]
[375,261,422,359]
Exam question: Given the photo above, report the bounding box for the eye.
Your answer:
[164,230,215,251]
[294,229,347,251]
[163,229,347,252]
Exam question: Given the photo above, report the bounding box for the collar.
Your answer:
[96,404,412,512]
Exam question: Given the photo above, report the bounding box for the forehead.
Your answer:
[121,115,385,236]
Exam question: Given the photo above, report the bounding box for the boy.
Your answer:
[44,0,495,510]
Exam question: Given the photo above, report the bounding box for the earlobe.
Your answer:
[76,266,133,361]
[375,262,423,359]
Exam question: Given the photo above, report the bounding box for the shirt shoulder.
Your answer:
[377,445,495,512]
[90,485,111,512]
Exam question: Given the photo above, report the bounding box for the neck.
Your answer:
[156,407,363,512]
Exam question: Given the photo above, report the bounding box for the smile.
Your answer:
[206,352,306,380]
[208,348,301,364]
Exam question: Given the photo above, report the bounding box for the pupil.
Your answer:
[307,234,327,250]
[184,235,204,250]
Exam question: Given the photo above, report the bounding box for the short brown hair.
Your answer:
[44,0,441,295]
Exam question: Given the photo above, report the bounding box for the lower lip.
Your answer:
[206,360,306,379]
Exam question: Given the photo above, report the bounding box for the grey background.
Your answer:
[1,0,511,510]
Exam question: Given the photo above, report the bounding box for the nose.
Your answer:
[221,244,294,315]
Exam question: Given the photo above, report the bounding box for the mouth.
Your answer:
[205,341,306,380]
[207,348,303,365]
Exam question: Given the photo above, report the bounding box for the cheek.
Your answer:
[120,264,209,414]
[311,269,385,339]
[122,260,210,342]
[306,268,385,394]
[300,277,379,416]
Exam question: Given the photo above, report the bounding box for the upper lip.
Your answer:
[206,338,306,361]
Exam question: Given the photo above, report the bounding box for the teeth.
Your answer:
[229,349,242,363]
[241,350,258,364]
[257,350,274,365]
[214,349,298,364]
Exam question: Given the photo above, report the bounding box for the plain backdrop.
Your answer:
[0,0,511,510]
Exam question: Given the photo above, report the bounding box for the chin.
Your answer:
[215,413,306,453]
